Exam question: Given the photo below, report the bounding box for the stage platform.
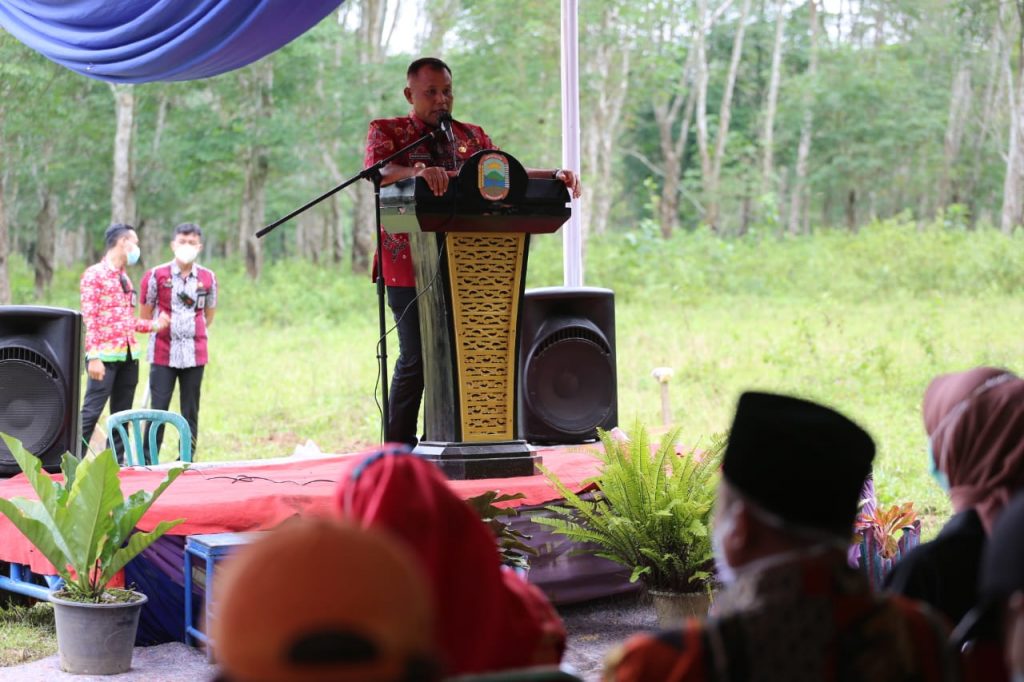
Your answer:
[0,445,636,644]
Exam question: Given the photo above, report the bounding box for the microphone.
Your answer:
[437,111,455,147]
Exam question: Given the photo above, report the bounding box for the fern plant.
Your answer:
[535,424,724,593]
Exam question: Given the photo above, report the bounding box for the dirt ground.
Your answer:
[2,591,655,682]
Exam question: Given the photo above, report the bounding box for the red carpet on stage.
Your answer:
[0,447,602,575]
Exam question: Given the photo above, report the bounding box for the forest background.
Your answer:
[2,0,1024,528]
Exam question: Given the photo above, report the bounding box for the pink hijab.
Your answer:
[924,367,1024,532]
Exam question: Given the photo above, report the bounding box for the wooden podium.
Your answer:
[380,150,570,479]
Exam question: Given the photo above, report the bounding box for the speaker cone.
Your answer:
[525,322,614,436]
[0,346,65,459]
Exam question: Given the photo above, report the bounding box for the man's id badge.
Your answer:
[196,289,207,310]
[130,291,139,308]
[409,152,432,166]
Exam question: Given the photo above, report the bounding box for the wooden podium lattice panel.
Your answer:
[446,232,526,441]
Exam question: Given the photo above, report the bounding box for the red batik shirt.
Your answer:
[140,261,218,368]
[364,113,495,287]
[80,259,156,362]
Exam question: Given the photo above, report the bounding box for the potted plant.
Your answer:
[535,424,723,627]
[852,494,920,590]
[0,434,185,675]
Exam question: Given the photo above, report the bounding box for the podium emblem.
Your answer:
[478,152,510,201]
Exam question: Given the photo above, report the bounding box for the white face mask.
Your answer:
[174,244,199,265]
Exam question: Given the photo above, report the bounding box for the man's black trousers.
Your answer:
[386,285,423,448]
[80,357,139,460]
[147,364,205,459]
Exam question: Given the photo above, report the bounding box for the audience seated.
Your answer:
[603,392,960,682]
[886,367,1024,625]
[210,517,440,682]
[335,449,566,677]
[953,491,1024,682]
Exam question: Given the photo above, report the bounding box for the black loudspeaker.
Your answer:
[0,306,83,475]
[518,287,617,444]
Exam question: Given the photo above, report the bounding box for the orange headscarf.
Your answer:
[211,517,437,682]
[924,367,1024,532]
[335,451,566,676]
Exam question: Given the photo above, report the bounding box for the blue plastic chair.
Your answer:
[106,409,193,466]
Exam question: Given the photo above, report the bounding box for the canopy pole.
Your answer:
[560,0,583,287]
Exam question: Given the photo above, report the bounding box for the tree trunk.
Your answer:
[329,195,345,264]
[237,61,273,279]
[35,189,57,299]
[939,61,972,210]
[1001,11,1024,234]
[109,84,136,226]
[352,182,376,274]
[788,0,819,235]
[582,3,632,238]
[760,0,785,195]
[0,106,9,305]
[418,0,459,54]
[0,172,9,305]
[846,188,857,232]
[319,147,348,266]
[239,146,268,279]
[704,0,753,232]
[351,0,391,273]
[966,17,1005,224]
[695,0,712,213]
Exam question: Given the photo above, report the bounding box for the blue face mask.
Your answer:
[928,441,950,491]
[125,244,141,266]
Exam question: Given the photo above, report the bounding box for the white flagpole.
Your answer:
[560,0,583,287]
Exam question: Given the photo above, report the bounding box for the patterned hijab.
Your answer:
[924,367,1024,532]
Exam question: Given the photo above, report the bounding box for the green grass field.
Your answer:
[2,219,1022,665]
[12,218,1023,526]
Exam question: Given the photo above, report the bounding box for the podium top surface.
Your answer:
[380,150,571,234]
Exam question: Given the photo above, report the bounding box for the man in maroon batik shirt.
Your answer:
[364,57,581,447]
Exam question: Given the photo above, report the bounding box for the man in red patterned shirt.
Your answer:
[79,224,169,459]
[366,57,581,446]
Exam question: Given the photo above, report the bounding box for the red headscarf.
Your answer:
[335,451,565,676]
[924,367,1024,532]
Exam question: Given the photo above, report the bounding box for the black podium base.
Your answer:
[413,440,541,480]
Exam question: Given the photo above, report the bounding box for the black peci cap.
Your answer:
[723,392,875,538]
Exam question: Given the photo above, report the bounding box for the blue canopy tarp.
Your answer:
[0,0,344,83]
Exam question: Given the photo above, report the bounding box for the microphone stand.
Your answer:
[256,127,445,443]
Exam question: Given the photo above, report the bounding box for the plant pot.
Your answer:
[649,589,712,629]
[51,590,148,675]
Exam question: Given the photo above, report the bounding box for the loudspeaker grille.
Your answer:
[0,348,65,457]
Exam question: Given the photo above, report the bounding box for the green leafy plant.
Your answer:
[465,490,537,572]
[535,424,723,593]
[0,434,186,603]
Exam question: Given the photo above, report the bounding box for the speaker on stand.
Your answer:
[0,306,83,475]
[518,287,617,444]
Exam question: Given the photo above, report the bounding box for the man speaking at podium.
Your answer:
[365,57,581,448]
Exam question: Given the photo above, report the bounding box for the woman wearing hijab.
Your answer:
[885,366,1024,625]
[334,450,566,677]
